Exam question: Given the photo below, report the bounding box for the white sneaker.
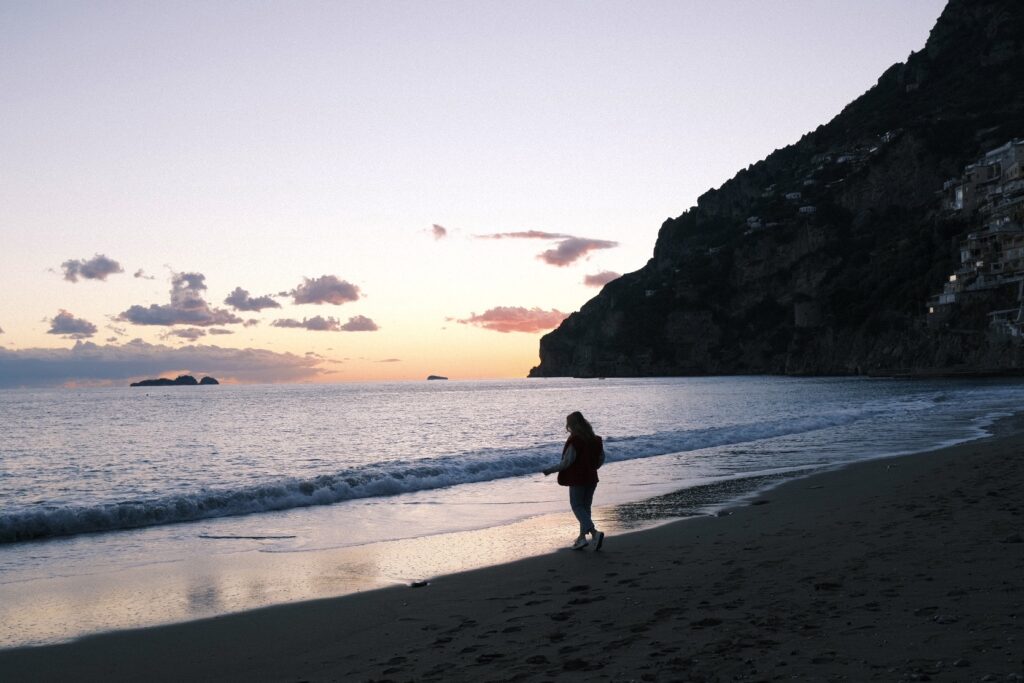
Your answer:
[572,535,589,550]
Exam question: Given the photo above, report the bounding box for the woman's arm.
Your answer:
[543,445,576,475]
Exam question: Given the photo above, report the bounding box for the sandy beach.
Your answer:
[2,427,1022,682]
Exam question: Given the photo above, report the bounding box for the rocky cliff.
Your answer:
[531,0,1024,378]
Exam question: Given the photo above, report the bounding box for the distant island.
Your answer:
[426,375,448,380]
[130,375,219,387]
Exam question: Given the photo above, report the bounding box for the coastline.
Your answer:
[2,421,1022,681]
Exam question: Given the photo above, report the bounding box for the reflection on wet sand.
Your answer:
[0,471,807,649]
[608,471,804,529]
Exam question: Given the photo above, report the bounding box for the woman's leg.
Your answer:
[569,484,596,535]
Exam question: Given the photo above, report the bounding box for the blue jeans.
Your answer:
[569,483,597,535]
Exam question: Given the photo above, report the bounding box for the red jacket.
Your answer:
[557,435,603,487]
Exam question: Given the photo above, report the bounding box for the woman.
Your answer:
[543,411,606,550]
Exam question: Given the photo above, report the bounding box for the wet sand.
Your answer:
[1,431,1022,681]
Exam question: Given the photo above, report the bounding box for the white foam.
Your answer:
[0,407,889,543]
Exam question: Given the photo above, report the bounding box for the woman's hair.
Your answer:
[565,411,597,440]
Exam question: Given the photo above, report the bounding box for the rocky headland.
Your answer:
[531,0,1024,378]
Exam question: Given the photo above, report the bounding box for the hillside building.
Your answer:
[929,140,1024,333]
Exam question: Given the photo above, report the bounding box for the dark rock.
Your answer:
[814,581,843,591]
[130,374,217,387]
[530,0,1024,379]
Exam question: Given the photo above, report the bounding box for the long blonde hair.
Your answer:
[566,411,597,441]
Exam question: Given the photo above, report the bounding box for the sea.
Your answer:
[1,375,1022,647]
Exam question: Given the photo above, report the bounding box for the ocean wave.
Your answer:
[0,408,890,543]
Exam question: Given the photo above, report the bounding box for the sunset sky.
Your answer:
[0,0,946,386]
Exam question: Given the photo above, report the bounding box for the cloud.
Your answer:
[305,352,344,365]
[61,254,124,282]
[376,358,402,363]
[161,327,206,342]
[583,270,621,287]
[105,323,128,337]
[47,310,98,339]
[272,316,341,331]
[133,269,156,280]
[0,340,325,387]
[0,325,4,334]
[475,231,618,266]
[208,328,234,335]
[455,306,567,333]
[340,315,379,332]
[476,230,571,240]
[538,237,618,267]
[224,287,281,312]
[432,224,448,240]
[288,275,361,305]
[243,319,260,328]
[118,272,243,327]
[271,315,379,332]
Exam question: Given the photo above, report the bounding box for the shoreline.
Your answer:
[2,423,1022,681]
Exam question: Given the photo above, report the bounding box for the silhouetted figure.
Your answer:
[543,411,606,550]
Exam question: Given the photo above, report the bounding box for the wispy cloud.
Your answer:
[133,269,156,280]
[208,328,234,335]
[583,270,621,287]
[376,358,401,363]
[161,327,206,342]
[432,224,448,240]
[475,231,618,266]
[47,310,98,339]
[476,230,571,240]
[61,254,124,282]
[287,275,361,305]
[118,272,242,327]
[271,315,379,332]
[272,316,342,331]
[538,237,618,267]
[243,319,260,328]
[224,286,281,312]
[455,306,567,333]
[0,340,325,387]
[105,323,128,338]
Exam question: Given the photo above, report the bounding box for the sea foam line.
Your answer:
[0,409,878,543]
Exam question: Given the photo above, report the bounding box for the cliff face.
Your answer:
[531,0,1024,378]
